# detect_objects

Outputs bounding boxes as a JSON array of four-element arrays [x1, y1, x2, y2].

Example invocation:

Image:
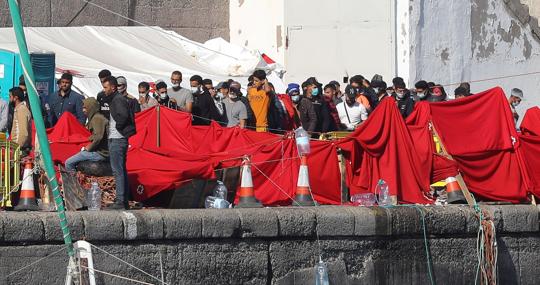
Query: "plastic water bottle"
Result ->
[[376, 179, 392, 206], [214, 181, 228, 200], [295, 127, 311, 156], [315, 260, 329, 285], [205, 196, 231, 209], [87, 182, 102, 211]]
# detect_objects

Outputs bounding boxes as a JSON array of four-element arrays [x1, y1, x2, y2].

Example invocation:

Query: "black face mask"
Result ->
[[346, 95, 356, 104]]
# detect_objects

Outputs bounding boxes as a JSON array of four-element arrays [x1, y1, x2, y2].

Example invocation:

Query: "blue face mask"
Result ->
[[311, 88, 319, 96]]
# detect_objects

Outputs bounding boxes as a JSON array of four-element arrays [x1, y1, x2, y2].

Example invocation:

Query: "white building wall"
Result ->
[[229, 0, 286, 66], [408, 0, 540, 116], [230, 0, 396, 88]]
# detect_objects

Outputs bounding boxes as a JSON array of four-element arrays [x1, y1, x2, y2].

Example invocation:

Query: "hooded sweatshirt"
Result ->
[[83, 98, 109, 157]]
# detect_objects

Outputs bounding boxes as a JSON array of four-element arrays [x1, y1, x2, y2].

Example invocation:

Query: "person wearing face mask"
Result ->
[[508, 88, 524, 124], [231, 81, 255, 127], [392, 80, 415, 119], [372, 80, 389, 104], [116, 76, 141, 114], [155, 81, 177, 109], [350, 75, 372, 111], [336, 85, 368, 131], [192, 79, 221, 125], [223, 87, 248, 128], [305, 77, 335, 135], [213, 82, 227, 125], [413, 80, 435, 102], [293, 83, 317, 133], [49, 73, 86, 126], [168, 71, 193, 113], [138, 82, 158, 111]]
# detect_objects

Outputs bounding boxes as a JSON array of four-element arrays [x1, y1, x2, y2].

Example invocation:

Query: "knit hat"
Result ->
[[287, 83, 300, 95], [511, 88, 523, 99]]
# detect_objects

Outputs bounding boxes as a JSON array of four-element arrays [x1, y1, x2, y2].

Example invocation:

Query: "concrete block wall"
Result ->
[[1, 205, 540, 284], [0, 0, 229, 43]]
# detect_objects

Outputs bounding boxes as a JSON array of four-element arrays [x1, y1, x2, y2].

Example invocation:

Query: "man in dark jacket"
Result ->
[[96, 69, 112, 119], [305, 78, 335, 135], [65, 98, 109, 172], [393, 80, 415, 118], [295, 87, 317, 133], [193, 79, 221, 125], [49, 73, 86, 126], [102, 76, 136, 210]]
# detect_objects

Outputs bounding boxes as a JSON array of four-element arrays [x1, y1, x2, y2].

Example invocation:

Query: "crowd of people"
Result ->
[[2, 68, 525, 209]]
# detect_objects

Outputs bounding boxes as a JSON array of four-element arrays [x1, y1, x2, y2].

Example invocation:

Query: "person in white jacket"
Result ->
[[336, 86, 368, 131]]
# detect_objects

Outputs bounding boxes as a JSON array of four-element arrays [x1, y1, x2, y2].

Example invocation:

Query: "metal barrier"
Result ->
[[0, 140, 21, 209]]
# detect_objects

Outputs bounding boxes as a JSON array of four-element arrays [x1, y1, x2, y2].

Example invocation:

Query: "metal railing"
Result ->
[[0, 140, 21, 209]]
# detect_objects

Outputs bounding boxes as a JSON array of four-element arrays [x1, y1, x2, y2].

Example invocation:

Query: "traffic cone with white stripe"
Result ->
[[293, 156, 315, 206], [445, 176, 467, 204], [235, 156, 262, 208], [15, 161, 39, 211]]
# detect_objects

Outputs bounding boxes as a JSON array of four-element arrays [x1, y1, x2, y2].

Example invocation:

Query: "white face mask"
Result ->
[[171, 82, 180, 88], [417, 91, 427, 99], [159, 93, 167, 99], [396, 91, 405, 99], [139, 92, 147, 97], [118, 86, 127, 93], [216, 92, 224, 99], [386, 91, 393, 96], [229, 94, 238, 100], [512, 101, 520, 108], [190, 86, 198, 93]]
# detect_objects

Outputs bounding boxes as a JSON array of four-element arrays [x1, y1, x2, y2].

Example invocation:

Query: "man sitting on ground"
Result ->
[[65, 98, 109, 172]]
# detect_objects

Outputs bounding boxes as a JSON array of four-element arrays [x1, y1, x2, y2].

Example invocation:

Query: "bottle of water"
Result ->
[[376, 179, 392, 207], [315, 260, 329, 285], [295, 127, 311, 156], [87, 182, 102, 211], [214, 181, 228, 200], [205, 196, 231, 209]]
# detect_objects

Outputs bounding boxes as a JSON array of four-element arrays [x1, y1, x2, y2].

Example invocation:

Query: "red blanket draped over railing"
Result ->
[[39, 87, 539, 205]]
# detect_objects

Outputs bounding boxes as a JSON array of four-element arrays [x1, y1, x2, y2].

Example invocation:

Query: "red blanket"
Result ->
[[339, 98, 434, 204], [429, 87, 528, 202]]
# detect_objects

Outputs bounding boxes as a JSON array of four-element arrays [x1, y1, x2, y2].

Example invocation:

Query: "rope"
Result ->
[[90, 244, 170, 285], [474, 208, 498, 285], [78, 265, 155, 285], [439, 70, 540, 88], [5, 246, 68, 278], [382, 205, 436, 285]]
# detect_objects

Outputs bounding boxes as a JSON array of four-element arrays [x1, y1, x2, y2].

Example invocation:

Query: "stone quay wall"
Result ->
[[0, 205, 539, 284]]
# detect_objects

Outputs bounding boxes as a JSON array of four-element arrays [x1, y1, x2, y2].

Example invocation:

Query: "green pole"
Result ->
[[7, 0, 74, 257]]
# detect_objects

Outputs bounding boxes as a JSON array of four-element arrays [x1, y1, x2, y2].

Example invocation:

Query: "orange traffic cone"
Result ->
[[293, 156, 315, 206], [235, 156, 262, 208], [445, 176, 467, 204], [15, 161, 39, 211]]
